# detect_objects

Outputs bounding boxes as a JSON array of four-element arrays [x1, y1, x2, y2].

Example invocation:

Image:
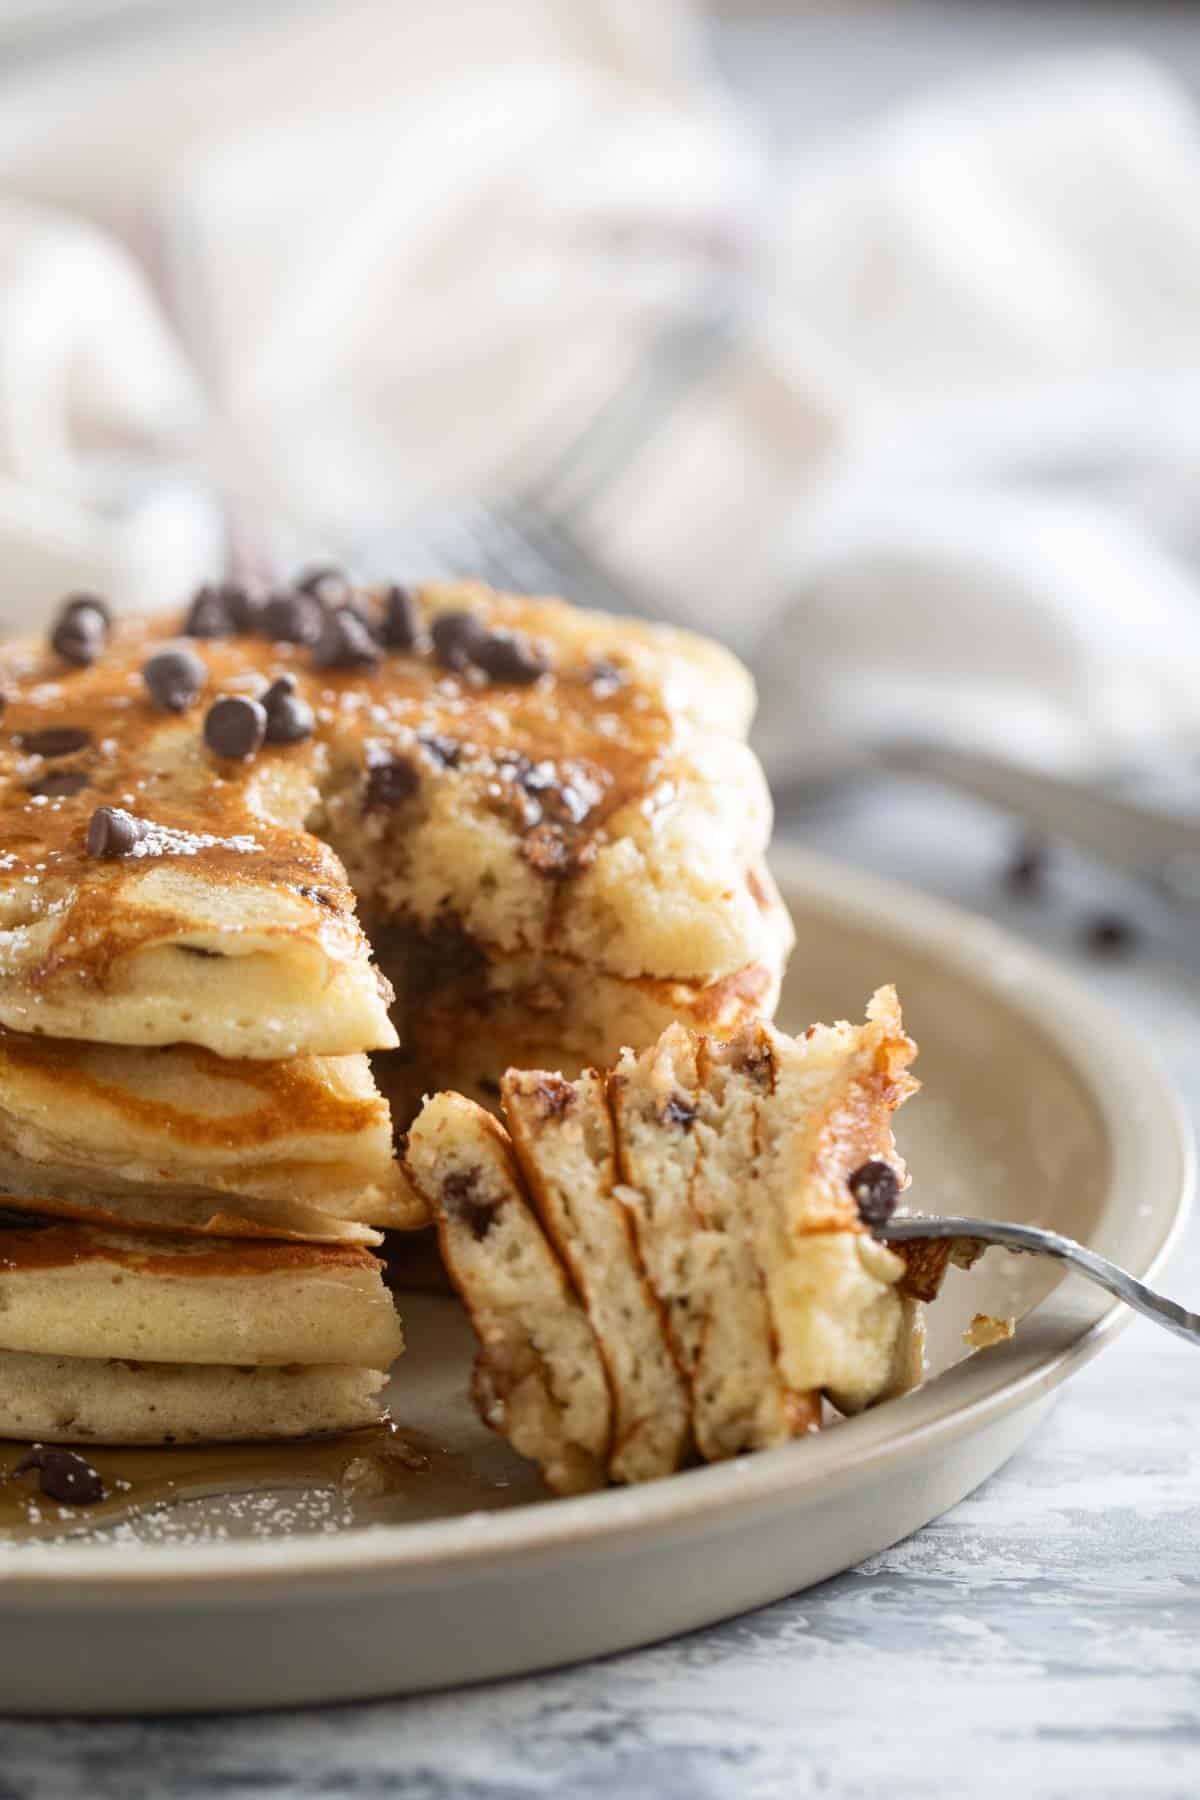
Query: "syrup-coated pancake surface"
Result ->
[[0, 582, 790, 1063]]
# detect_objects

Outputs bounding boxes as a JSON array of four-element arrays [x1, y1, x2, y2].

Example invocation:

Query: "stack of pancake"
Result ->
[[0, 577, 789, 1446]]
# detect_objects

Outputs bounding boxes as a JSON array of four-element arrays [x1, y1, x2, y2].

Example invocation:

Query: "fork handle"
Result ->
[[879, 1214, 1200, 1348], [884, 740, 1200, 900]]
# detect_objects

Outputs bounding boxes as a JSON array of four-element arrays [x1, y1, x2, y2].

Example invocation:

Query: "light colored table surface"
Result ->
[[5, 4, 1200, 1793]]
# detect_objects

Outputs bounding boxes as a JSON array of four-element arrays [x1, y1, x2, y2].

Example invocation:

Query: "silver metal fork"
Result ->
[[357, 288, 742, 619], [880, 1214, 1199, 1348]]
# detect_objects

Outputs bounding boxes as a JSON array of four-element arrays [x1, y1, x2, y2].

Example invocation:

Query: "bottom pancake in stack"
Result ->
[[0, 1034, 415, 1444], [0, 1224, 404, 1443]]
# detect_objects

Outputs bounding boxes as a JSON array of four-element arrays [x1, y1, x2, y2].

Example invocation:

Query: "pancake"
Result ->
[[0, 1351, 387, 1443], [502, 1067, 690, 1485], [0, 582, 789, 1066], [407, 990, 923, 1490], [406, 1091, 611, 1496], [0, 1033, 424, 1241], [0, 1223, 404, 1367]]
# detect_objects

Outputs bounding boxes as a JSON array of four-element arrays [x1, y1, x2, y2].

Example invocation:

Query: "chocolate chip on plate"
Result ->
[[313, 606, 379, 670], [1082, 911, 1140, 959], [26, 769, 89, 799], [430, 609, 488, 671], [381, 584, 420, 651], [262, 675, 315, 745], [365, 755, 420, 808], [1003, 835, 1048, 899], [86, 805, 147, 859], [18, 727, 92, 758], [50, 595, 109, 667], [204, 695, 267, 761], [13, 1445, 105, 1506], [848, 1160, 900, 1229], [143, 645, 206, 714], [472, 628, 548, 686]]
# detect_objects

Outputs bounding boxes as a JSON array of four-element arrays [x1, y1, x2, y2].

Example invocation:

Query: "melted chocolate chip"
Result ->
[[182, 584, 236, 639], [143, 645, 206, 714], [365, 755, 420, 809], [431, 609, 488, 671], [13, 1445, 105, 1506], [86, 805, 147, 859], [418, 732, 462, 769], [441, 1169, 499, 1242], [50, 596, 109, 668], [1082, 912, 1139, 959], [848, 1160, 900, 1229], [662, 1094, 696, 1131], [261, 675, 315, 746], [204, 695, 267, 761], [262, 589, 323, 646], [313, 606, 380, 670], [472, 628, 548, 686], [18, 727, 92, 758], [295, 564, 352, 606], [298, 883, 337, 910], [381, 585, 420, 651], [26, 769, 89, 799]]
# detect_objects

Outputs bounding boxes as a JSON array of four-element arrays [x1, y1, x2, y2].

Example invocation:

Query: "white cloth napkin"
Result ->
[[2, 4, 1200, 784]]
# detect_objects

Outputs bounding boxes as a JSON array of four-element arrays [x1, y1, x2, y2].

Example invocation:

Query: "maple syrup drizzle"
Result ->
[[0, 1422, 514, 1542]]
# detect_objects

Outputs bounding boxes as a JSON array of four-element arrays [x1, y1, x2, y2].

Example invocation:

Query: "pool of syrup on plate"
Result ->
[[0, 1422, 514, 1541]]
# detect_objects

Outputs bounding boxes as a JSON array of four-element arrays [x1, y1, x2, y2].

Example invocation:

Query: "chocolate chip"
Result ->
[[431, 609, 488, 671], [13, 1445, 105, 1506], [182, 584, 235, 639], [381, 584, 420, 651], [441, 1169, 498, 1242], [1004, 836, 1048, 899], [50, 596, 109, 667], [1082, 912, 1139, 959], [87, 805, 146, 859], [313, 606, 380, 670], [295, 564, 352, 606], [365, 755, 419, 808], [261, 675, 315, 745], [26, 769, 89, 799], [472, 628, 548, 686], [261, 589, 322, 646], [143, 645, 206, 714], [418, 732, 462, 769], [848, 1160, 900, 1229], [663, 1094, 696, 1131], [223, 582, 265, 633], [204, 695, 267, 761], [18, 727, 92, 758]]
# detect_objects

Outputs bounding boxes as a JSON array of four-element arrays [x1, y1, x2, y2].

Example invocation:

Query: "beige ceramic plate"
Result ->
[[0, 846, 1190, 1715]]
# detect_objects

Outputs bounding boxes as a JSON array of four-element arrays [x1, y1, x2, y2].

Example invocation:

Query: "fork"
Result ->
[[879, 1214, 1199, 1348]]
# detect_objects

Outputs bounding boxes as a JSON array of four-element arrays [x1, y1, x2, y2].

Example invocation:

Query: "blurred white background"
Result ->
[[4, 0, 1200, 808]]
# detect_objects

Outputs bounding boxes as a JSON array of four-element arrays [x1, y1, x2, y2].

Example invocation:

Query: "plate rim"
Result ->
[[0, 845, 1191, 1597]]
